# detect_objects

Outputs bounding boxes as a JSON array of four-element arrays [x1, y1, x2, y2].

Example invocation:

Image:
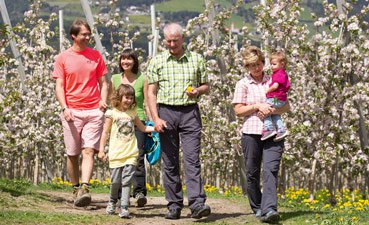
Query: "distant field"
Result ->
[[156, 0, 205, 12], [128, 15, 151, 25], [155, 0, 240, 12]]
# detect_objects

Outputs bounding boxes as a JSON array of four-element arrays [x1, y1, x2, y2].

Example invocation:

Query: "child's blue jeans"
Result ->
[[263, 98, 286, 132]]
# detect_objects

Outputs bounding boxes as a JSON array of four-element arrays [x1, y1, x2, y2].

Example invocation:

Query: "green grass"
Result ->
[[0, 210, 120, 225], [155, 0, 239, 13], [225, 14, 245, 29], [128, 15, 152, 25], [0, 178, 32, 197], [156, 0, 205, 12]]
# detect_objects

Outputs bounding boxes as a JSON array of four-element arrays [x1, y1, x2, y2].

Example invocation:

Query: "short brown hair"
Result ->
[[110, 84, 136, 109], [69, 19, 91, 40], [242, 46, 265, 67], [118, 49, 139, 74], [270, 51, 287, 66]]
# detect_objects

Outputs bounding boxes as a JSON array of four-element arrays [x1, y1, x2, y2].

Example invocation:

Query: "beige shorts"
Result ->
[[60, 108, 104, 156]]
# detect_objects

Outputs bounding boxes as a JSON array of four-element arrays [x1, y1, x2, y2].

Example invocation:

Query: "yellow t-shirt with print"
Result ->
[[105, 108, 139, 168]]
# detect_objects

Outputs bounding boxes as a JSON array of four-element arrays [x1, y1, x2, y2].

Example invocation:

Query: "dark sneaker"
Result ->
[[260, 210, 280, 224], [255, 209, 262, 218], [261, 130, 277, 141], [74, 184, 91, 207], [136, 193, 147, 207], [191, 204, 211, 219], [274, 130, 288, 142], [165, 208, 181, 220]]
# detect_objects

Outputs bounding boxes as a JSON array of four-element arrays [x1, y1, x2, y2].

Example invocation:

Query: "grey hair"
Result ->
[[163, 23, 183, 37]]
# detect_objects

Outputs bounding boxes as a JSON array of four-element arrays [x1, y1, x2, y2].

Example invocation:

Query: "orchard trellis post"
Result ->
[[0, 0, 26, 89], [80, 0, 106, 62], [148, 4, 159, 57], [149, 4, 155, 57], [59, 10, 64, 52]]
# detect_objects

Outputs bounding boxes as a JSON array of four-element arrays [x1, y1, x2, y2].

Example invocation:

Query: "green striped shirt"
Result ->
[[147, 50, 208, 106]]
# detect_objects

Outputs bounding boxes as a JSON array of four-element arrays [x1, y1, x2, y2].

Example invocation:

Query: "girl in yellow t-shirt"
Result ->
[[98, 84, 154, 218]]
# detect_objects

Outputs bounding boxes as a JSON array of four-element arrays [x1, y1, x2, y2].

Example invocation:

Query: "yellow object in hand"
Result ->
[[186, 86, 193, 92]]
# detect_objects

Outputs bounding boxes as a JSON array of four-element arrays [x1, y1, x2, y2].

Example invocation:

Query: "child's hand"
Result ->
[[98, 151, 107, 162], [147, 126, 155, 133]]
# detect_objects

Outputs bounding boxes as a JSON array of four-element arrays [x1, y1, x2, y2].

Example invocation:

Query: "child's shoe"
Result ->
[[261, 130, 277, 141], [106, 202, 116, 214], [274, 130, 288, 142], [119, 207, 131, 218]]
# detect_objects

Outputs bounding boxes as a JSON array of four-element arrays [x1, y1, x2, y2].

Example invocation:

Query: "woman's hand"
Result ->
[[256, 103, 275, 120]]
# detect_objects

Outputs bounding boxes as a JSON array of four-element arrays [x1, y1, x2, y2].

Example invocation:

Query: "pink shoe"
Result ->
[[274, 130, 288, 142], [261, 130, 277, 141]]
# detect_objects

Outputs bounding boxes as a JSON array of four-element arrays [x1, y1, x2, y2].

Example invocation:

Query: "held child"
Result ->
[[261, 51, 290, 141], [98, 84, 154, 218]]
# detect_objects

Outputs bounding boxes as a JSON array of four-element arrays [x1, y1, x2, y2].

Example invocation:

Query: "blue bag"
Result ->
[[143, 121, 161, 165]]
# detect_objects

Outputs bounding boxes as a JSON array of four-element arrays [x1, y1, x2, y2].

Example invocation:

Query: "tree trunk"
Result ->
[[278, 159, 286, 198], [34, 151, 39, 185], [308, 158, 317, 201]]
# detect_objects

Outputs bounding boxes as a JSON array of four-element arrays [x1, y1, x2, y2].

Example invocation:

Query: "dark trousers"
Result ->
[[133, 122, 147, 196], [158, 104, 206, 210], [241, 134, 284, 215]]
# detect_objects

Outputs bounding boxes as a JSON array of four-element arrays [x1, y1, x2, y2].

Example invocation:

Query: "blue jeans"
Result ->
[[263, 98, 286, 132]]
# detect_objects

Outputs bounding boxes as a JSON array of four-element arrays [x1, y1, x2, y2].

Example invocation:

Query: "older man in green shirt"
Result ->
[[147, 23, 210, 220]]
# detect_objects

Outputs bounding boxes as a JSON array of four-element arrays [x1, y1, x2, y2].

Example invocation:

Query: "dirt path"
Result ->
[[34, 190, 257, 225]]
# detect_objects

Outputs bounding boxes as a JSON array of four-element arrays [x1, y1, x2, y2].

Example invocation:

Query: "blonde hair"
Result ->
[[110, 84, 136, 109], [270, 51, 287, 66], [242, 46, 265, 67]]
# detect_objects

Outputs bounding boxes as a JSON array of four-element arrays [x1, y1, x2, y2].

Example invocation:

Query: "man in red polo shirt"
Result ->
[[53, 19, 108, 207]]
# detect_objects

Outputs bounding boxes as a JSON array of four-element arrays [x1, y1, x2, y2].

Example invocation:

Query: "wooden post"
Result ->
[[0, 0, 26, 89]]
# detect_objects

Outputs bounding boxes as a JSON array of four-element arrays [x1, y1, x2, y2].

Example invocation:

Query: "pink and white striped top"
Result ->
[[232, 73, 271, 135]]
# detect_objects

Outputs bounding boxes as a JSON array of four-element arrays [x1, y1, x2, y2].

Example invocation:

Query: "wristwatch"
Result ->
[[62, 106, 67, 112]]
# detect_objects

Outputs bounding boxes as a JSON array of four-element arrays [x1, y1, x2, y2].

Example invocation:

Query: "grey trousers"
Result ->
[[241, 134, 284, 216], [109, 164, 135, 207], [158, 104, 206, 211]]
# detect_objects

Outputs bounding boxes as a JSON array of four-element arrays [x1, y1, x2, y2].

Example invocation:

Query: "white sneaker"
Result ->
[[106, 202, 116, 215], [119, 207, 131, 218]]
